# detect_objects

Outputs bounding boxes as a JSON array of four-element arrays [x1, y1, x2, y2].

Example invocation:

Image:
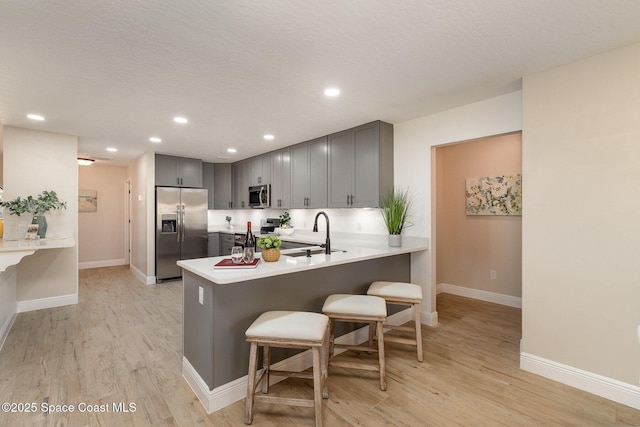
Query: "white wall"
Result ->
[[2, 126, 78, 304], [78, 164, 126, 268], [128, 152, 155, 284], [521, 43, 640, 402], [393, 91, 523, 316]]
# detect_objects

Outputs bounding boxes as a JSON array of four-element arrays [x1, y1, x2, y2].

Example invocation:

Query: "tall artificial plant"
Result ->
[[381, 188, 413, 235]]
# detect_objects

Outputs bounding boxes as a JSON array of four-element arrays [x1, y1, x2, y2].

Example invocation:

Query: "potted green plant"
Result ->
[[225, 216, 232, 229], [276, 211, 294, 236], [1, 190, 67, 238], [257, 234, 282, 262], [380, 188, 412, 247]]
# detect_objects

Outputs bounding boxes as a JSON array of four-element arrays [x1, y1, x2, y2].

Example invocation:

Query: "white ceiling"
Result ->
[[1, 0, 639, 166]]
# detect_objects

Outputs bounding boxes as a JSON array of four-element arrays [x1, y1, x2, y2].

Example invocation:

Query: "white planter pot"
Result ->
[[388, 234, 402, 247]]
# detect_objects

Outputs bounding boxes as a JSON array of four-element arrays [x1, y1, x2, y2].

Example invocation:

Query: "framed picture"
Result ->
[[465, 174, 522, 216], [79, 189, 97, 212], [26, 223, 39, 240]]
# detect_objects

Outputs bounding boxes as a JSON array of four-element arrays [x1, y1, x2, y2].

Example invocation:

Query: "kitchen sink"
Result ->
[[283, 248, 346, 257]]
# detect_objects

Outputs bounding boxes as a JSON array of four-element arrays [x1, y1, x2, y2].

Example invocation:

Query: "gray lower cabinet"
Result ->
[[208, 233, 220, 257], [291, 136, 327, 209], [155, 154, 203, 187], [270, 147, 291, 209], [328, 120, 393, 208], [220, 233, 235, 256]]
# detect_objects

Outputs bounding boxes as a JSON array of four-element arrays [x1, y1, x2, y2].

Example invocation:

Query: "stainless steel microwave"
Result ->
[[248, 184, 270, 208]]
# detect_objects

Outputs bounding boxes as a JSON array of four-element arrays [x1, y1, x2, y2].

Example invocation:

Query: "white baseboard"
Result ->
[[130, 264, 156, 285], [78, 259, 126, 270], [184, 308, 413, 413], [437, 282, 522, 308], [0, 311, 17, 351], [520, 352, 640, 410], [16, 293, 78, 313]]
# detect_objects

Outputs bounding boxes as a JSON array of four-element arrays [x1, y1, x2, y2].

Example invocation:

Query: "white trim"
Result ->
[[78, 259, 127, 270], [421, 309, 438, 327], [16, 293, 78, 313], [0, 311, 16, 351], [130, 264, 155, 285], [184, 308, 413, 413], [437, 282, 522, 308], [520, 352, 640, 410]]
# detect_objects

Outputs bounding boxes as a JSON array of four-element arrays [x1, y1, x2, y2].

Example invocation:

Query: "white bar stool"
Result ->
[[322, 294, 388, 391], [367, 281, 423, 362], [245, 311, 329, 426]]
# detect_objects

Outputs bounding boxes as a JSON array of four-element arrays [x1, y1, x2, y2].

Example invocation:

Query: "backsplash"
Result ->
[[208, 208, 388, 235]]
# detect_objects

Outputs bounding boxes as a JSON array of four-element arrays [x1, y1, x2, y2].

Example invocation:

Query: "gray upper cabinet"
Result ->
[[247, 154, 271, 186], [271, 147, 291, 209], [213, 163, 233, 209], [155, 154, 203, 187], [202, 162, 215, 209], [328, 121, 394, 208], [291, 136, 328, 209], [232, 160, 248, 209], [202, 162, 233, 209]]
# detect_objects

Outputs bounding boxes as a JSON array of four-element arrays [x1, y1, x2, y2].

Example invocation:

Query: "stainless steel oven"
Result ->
[[248, 184, 270, 208]]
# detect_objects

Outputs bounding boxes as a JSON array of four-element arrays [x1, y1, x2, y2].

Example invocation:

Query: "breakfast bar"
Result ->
[[177, 234, 428, 413]]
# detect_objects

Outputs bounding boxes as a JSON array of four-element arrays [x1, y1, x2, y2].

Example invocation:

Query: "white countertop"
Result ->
[[0, 236, 76, 253], [178, 233, 428, 285]]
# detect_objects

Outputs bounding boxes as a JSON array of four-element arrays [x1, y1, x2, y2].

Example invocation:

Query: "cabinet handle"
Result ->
[[347, 194, 350, 205]]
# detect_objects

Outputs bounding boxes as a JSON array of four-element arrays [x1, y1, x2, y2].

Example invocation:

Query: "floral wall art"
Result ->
[[465, 174, 522, 216]]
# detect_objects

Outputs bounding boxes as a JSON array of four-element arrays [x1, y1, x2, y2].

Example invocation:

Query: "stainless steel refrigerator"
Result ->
[[156, 187, 208, 282]]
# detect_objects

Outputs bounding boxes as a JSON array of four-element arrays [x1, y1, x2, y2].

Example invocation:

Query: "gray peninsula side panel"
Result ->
[[183, 253, 410, 390]]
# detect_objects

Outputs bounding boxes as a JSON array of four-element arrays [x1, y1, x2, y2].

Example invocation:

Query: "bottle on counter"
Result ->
[[244, 221, 256, 263], [244, 221, 255, 249]]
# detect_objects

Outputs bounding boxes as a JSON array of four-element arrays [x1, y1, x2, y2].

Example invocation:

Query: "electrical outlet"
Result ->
[[489, 270, 497, 280], [198, 286, 204, 305], [17, 224, 27, 234]]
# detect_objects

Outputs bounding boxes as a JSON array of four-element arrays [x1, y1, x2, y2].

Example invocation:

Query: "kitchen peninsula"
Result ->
[[177, 232, 428, 413]]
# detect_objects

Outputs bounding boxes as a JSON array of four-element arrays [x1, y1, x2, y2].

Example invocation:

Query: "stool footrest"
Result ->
[[330, 360, 379, 372], [384, 336, 417, 346], [268, 370, 314, 380], [254, 394, 314, 408], [334, 343, 378, 353], [385, 324, 414, 333]]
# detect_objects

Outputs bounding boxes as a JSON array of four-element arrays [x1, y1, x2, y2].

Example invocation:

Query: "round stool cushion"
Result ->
[[322, 294, 387, 317], [246, 311, 329, 342], [368, 281, 423, 301]]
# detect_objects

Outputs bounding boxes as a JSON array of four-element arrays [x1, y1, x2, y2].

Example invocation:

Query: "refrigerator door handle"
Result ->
[[181, 204, 186, 242], [176, 204, 181, 242]]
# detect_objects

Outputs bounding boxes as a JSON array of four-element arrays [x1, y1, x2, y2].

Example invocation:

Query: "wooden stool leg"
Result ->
[[321, 327, 329, 399], [368, 321, 375, 347], [328, 319, 336, 360], [261, 345, 271, 393], [414, 303, 423, 362], [376, 320, 387, 391], [312, 346, 323, 426], [245, 342, 259, 424]]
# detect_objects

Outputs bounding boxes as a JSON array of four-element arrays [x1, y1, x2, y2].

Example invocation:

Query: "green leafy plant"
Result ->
[[381, 188, 413, 235], [278, 211, 291, 227], [225, 216, 232, 223], [1, 190, 67, 217], [257, 235, 281, 249]]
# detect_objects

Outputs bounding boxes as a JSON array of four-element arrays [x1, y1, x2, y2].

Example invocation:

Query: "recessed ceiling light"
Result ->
[[106, 147, 118, 152], [27, 113, 45, 121], [174, 116, 188, 124], [263, 134, 274, 140], [324, 88, 340, 97], [149, 137, 162, 143], [227, 148, 237, 153]]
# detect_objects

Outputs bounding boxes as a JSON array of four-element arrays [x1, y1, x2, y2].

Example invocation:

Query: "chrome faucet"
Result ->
[[313, 211, 331, 254]]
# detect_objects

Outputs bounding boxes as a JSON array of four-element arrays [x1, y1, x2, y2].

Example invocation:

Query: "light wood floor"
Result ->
[[1, 266, 638, 426]]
